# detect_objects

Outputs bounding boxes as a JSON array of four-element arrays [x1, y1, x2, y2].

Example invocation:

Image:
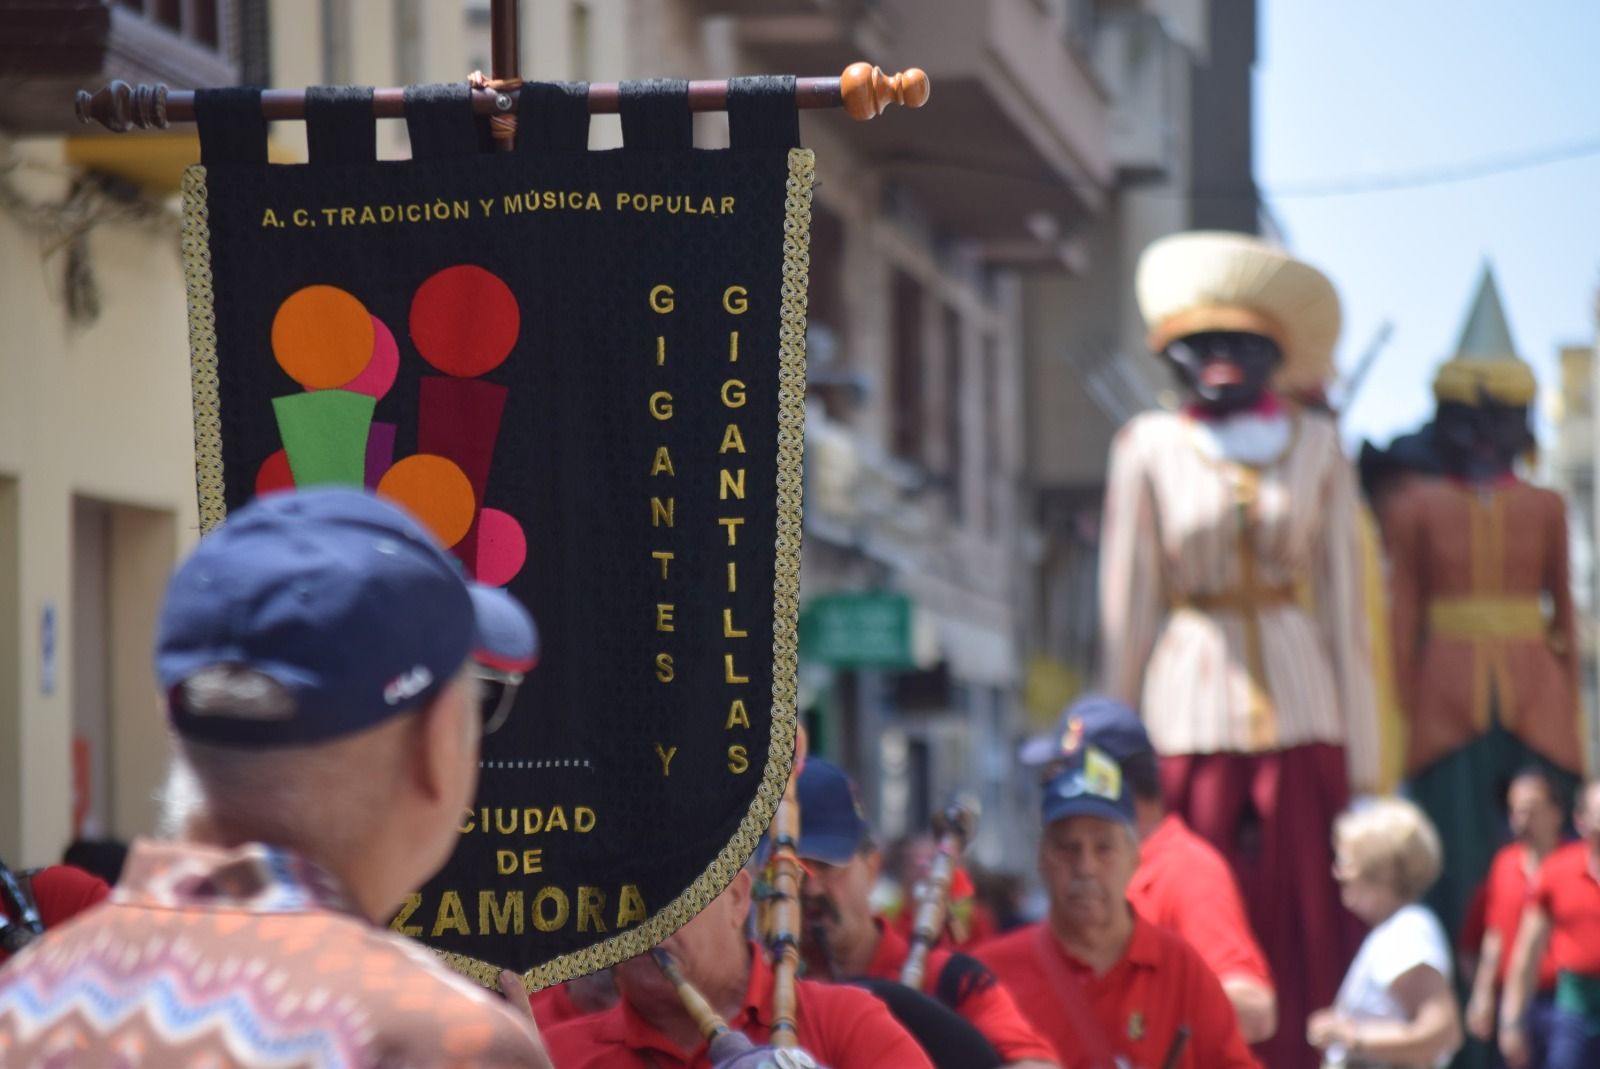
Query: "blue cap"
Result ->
[[1040, 742, 1136, 828], [1019, 694, 1152, 769], [793, 758, 872, 864], [155, 488, 538, 747]]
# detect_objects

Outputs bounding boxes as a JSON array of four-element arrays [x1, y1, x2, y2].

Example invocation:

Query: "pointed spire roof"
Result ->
[[1451, 263, 1521, 362], [1432, 263, 1537, 407]]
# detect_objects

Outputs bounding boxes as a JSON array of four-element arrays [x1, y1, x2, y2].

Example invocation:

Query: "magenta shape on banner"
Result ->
[[338, 315, 400, 399], [364, 421, 397, 489], [417, 376, 509, 573], [474, 508, 527, 587]]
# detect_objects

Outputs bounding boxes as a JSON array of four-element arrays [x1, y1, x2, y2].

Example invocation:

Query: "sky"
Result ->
[[1254, 1, 1600, 452]]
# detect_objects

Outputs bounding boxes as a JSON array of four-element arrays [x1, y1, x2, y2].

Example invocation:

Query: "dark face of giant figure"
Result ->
[[1162, 331, 1283, 415], [1434, 399, 1533, 480]]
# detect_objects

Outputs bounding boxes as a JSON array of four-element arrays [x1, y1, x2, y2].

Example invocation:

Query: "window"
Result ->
[[115, 0, 225, 52], [890, 270, 925, 463], [983, 335, 1001, 533], [570, 1, 592, 83], [943, 305, 964, 521]]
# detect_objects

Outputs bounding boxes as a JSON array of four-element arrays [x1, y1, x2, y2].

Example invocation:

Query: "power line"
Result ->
[[881, 134, 1600, 207], [1264, 136, 1600, 198]]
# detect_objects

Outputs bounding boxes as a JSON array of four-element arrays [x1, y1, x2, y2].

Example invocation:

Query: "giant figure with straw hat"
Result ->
[[1380, 267, 1585, 948], [1099, 231, 1378, 1069]]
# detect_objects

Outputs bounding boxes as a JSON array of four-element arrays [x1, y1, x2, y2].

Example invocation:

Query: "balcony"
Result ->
[[0, 1, 238, 134], [779, 0, 1113, 268]]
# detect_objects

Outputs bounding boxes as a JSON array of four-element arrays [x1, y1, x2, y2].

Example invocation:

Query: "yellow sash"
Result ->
[[1427, 597, 1546, 641]]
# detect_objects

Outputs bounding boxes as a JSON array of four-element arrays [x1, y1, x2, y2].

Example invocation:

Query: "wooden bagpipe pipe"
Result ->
[[746, 743, 1004, 1069]]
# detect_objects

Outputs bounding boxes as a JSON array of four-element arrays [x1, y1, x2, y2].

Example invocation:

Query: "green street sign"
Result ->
[[799, 592, 915, 669]]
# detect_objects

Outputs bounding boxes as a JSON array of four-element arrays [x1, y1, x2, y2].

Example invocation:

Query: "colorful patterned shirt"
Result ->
[[0, 838, 549, 1068]]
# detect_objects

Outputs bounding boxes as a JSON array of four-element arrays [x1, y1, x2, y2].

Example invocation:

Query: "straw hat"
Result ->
[[1135, 231, 1342, 390], [1432, 265, 1536, 407]]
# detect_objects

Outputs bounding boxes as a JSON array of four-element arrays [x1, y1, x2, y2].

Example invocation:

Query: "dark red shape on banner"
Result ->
[[417, 376, 509, 574]]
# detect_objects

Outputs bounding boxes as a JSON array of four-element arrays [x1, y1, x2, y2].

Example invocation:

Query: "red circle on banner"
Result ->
[[474, 508, 528, 587], [409, 265, 519, 377], [256, 449, 295, 496]]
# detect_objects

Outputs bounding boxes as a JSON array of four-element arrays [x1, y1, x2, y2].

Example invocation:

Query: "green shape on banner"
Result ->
[[272, 390, 376, 488], [799, 592, 914, 669]]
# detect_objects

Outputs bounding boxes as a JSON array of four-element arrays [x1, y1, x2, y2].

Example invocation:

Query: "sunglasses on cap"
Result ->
[[473, 663, 523, 735]]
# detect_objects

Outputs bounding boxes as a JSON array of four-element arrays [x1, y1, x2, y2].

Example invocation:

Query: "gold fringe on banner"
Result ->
[[181, 165, 227, 535]]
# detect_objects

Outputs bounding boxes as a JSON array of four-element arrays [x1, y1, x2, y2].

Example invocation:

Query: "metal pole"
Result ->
[[489, 0, 519, 152], [490, 0, 520, 85]]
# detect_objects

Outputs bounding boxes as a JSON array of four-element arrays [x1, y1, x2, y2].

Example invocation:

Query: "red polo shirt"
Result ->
[[542, 941, 935, 1069], [975, 915, 1261, 1069], [1483, 843, 1559, 989], [529, 983, 583, 1031], [0, 864, 109, 965], [863, 918, 1057, 1062], [1533, 842, 1600, 976], [1128, 814, 1272, 988]]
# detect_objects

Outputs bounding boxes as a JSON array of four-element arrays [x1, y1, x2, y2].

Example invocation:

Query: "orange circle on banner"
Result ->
[[272, 285, 375, 389], [377, 454, 476, 549]]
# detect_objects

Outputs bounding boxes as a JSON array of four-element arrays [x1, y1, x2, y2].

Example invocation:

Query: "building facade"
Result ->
[[0, 0, 468, 868]]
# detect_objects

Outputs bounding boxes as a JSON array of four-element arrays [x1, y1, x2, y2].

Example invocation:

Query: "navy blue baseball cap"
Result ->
[[793, 758, 872, 864], [1020, 694, 1152, 769], [1040, 742, 1136, 828], [155, 488, 538, 747]]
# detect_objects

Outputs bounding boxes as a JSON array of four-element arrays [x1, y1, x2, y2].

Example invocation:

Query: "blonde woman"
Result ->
[[1308, 798, 1463, 1068]]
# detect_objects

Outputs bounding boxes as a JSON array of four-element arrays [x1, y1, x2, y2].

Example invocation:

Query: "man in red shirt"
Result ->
[[792, 757, 1059, 1067], [542, 869, 936, 1068], [1021, 697, 1276, 1046], [1501, 779, 1600, 1069], [979, 718, 1261, 1069], [1464, 768, 1567, 1063]]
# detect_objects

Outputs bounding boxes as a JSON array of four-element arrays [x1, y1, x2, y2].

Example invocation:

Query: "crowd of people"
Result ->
[[0, 489, 1593, 1069]]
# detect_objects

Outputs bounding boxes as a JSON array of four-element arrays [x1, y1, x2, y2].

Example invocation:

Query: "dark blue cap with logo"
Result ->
[[1020, 693, 1153, 769], [155, 488, 538, 747], [1036, 695, 1145, 827], [793, 757, 872, 864]]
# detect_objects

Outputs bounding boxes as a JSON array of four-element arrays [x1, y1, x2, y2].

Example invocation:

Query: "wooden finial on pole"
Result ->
[[839, 62, 930, 121]]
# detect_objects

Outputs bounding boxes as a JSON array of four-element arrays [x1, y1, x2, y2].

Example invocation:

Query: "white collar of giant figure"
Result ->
[[1186, 406, 1295, 468]]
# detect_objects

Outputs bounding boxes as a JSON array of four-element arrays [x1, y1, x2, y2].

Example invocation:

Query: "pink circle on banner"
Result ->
[[338, 316, 399, 398], [474, 508, 527, 587]]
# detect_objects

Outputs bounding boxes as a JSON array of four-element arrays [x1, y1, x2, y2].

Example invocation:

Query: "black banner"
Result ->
[[181, 81, 808, 985]]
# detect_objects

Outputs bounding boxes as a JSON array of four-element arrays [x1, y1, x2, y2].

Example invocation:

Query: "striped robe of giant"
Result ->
[[1098, 406, 1380, 791]]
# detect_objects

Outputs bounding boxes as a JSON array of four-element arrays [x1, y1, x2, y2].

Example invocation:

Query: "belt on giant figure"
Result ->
[[1426, 596, 1546, 640], [1426, 595, 1547, 734], [1175, 585, 1299, 613]]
